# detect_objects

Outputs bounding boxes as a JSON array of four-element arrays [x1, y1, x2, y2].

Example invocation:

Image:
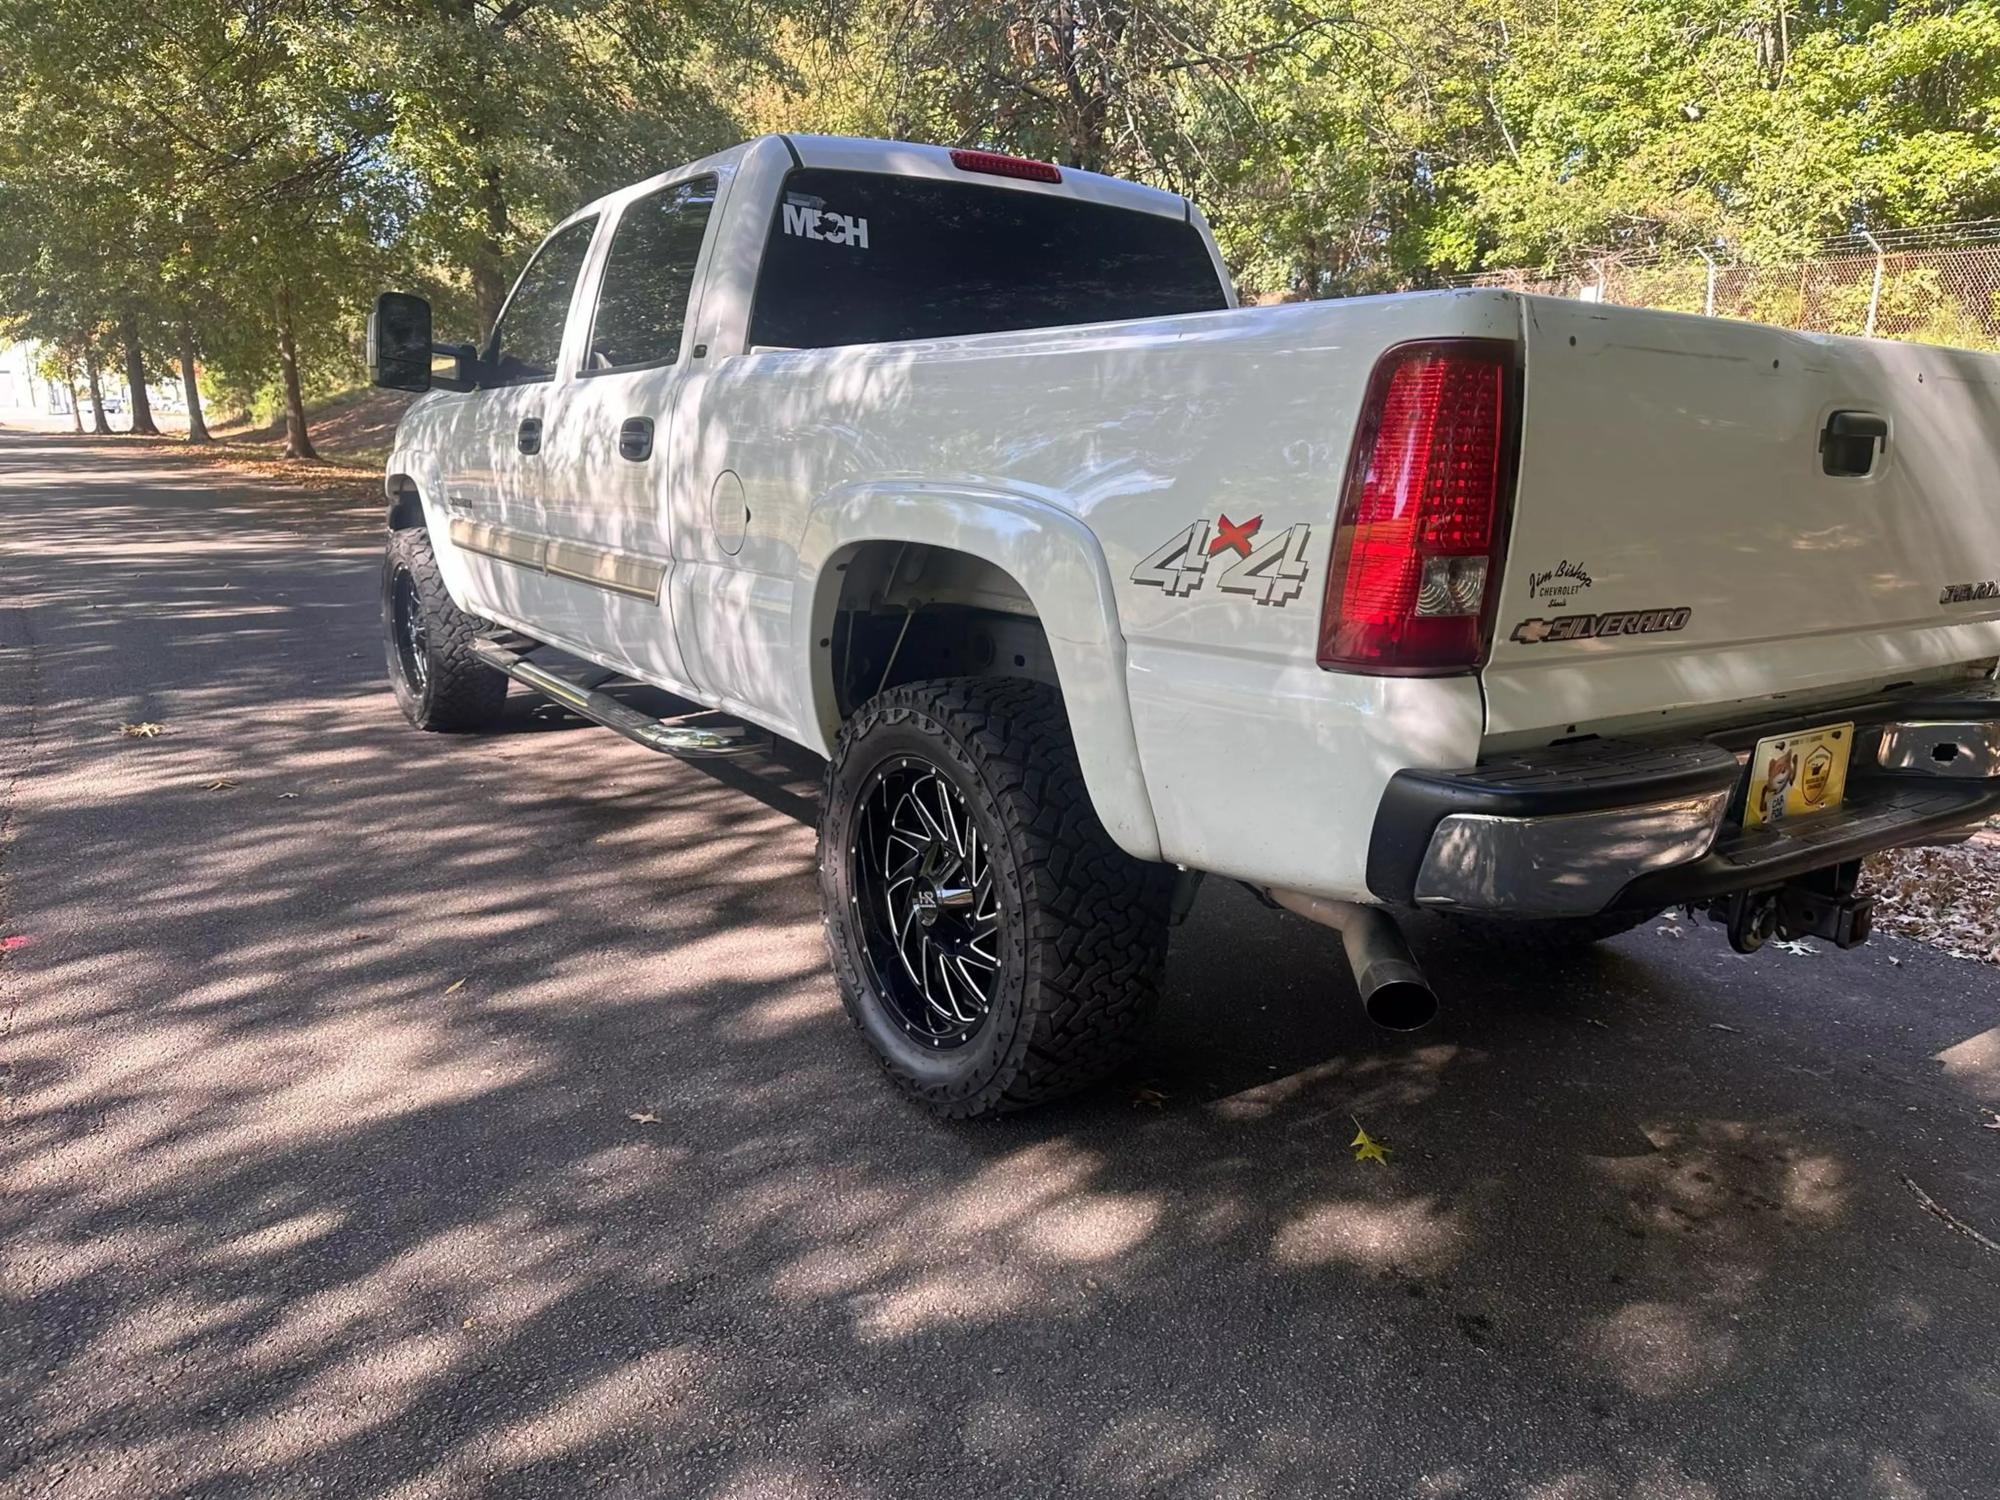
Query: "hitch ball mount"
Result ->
[[1708, 861, 1874, 955]]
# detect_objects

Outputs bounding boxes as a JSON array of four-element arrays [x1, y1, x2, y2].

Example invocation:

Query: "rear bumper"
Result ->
[[1368, 685, 2000, 917]]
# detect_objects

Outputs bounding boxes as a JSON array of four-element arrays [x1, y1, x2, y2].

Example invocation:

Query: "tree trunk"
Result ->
[[83, 347, 111, 434], [118, 311, 159, 434], [64, 365, 83, 433], [178, 323, 211, 443], [472, 165, 510, 335], [274, 283, 317, 460]]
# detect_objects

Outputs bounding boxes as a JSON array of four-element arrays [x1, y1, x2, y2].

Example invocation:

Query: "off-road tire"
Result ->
[[383, 527, 508, 732], [820, 678, 1174, 1118], [1435, 907, 1661, 951]]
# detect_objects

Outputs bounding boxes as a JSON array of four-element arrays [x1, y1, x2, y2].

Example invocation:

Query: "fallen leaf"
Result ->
[[1709, 1022, 1744, 1035], [1655, 925, 1684, 939], [1772, 939, 1815, 956], [120, 722, 165, 739], [627, 1110, 661, 1126], [1981, 1109, 2000, 1132], [443, 978, 467, 995], [203, 778, 236, 791], [1130, 1085, 1170, 1109], [277, 792, 300, 800], [461, 1317, 477, 1330], [1582, 1017, 1609, 1029], [1350, 1122, 1391, 1166]]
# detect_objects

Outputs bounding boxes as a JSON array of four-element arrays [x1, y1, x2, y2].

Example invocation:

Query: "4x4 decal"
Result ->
[[1132, 514, 1313, 606]]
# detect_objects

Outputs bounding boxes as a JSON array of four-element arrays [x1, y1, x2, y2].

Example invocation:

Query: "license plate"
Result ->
[[1743, 722, 1853, 829]]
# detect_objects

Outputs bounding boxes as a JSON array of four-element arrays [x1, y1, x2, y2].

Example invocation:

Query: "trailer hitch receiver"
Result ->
[[1710, 861, 1873, 955]]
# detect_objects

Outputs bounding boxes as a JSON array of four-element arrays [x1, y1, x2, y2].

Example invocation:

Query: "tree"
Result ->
[[118, 310, 160, 434], [365, 0, 755, 335], [178, 323, 210, 443]]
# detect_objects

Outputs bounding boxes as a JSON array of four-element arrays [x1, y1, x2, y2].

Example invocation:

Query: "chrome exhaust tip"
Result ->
[[1262, 889, 1440, 1032]]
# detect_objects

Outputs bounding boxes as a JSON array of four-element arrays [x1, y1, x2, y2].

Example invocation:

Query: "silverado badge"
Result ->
[[1509, 607, 1692, 645], [1940, 580, 2000, 605]]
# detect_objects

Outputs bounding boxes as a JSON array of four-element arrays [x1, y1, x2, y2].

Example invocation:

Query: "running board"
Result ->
[[472, 636, 769, 759]]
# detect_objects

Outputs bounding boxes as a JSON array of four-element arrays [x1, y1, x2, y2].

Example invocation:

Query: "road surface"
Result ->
[[3, 430, 1998, 1499]]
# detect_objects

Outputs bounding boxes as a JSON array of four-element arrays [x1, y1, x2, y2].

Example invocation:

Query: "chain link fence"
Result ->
[[1450, 221, 2000, 351]]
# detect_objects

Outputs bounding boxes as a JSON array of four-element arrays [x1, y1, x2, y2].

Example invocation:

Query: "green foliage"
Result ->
[[7, 0, 2000, 451], [0, 0, 767, 444], [743, 0, 2000, 297]]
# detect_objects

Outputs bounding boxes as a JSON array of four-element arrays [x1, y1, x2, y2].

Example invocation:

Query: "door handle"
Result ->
[[1820, 410, 1886, 476], [517, 417, 542, 456], [618, 416, 654, 463]]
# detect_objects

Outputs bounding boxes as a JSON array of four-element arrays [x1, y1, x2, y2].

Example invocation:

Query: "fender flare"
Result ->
[[794, 481, 1163, 862], [383, 449, 479, 611]]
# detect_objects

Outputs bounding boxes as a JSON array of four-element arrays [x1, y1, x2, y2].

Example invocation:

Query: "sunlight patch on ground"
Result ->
[[1269, 1194, 1462, 1274], [1577, 1300, 1738, 1399], [1016, 1192, 1162, 1263], [1936, 1024, 2000, 1101]]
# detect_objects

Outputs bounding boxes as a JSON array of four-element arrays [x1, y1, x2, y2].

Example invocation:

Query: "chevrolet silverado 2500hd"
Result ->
[[366, 133, 2000, 1117]]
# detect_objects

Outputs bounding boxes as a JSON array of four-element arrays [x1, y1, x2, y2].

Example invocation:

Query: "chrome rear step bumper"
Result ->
[[473, 636, 770, 760], [1368, 681, 2000, 917]]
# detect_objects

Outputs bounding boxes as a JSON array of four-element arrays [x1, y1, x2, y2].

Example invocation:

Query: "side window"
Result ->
[[486, 216, 597, 387], [585, 176, 718, 372]]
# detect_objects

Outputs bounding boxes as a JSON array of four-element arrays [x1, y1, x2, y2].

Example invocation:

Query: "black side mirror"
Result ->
[[368, 291, 434, 392]]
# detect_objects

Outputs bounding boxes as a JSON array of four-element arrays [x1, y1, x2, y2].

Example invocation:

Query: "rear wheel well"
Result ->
[[823, 543, 1057, 722], [387, 475, 423, 531]]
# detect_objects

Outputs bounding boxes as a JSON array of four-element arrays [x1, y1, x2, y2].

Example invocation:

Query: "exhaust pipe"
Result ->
[[1263, 889, 1439, 1031]]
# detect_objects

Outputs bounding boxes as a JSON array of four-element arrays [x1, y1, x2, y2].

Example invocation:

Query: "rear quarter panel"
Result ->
[[690, 289, 1519, 894]]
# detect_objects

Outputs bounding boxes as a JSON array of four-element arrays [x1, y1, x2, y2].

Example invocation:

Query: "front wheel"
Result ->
[[382, 527, 508, 732], [819, 679, 1173, 1118]]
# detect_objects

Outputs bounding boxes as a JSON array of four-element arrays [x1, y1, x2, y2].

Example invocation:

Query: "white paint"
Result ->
[[384, 133, 2000, 903]]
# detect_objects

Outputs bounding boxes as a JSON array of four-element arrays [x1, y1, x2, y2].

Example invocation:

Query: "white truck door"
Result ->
[[532, 174, 723, 695], [441, 215, 597, 636]]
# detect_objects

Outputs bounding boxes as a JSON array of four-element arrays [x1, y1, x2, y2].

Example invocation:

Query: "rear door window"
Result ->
[[485, 216, 597, 386], [747, 169, 1227, 351], [585, 176, 718, 372]]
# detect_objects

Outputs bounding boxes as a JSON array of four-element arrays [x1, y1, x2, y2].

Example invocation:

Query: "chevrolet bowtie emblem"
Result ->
[[1511, 617, 1555, 644]]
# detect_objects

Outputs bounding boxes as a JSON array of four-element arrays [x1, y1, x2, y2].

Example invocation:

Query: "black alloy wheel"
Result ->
[[849, 756, 1003, 1048]]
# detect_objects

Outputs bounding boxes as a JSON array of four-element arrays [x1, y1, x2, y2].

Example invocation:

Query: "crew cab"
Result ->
[[367, 133, 2000, 1117]]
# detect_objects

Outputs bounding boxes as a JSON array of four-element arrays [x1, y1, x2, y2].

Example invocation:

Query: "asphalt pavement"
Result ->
[[2, 429, 1998, 1500]]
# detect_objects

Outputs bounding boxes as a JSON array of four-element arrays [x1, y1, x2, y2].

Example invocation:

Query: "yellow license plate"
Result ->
[[1743, 722, 1853, 829]]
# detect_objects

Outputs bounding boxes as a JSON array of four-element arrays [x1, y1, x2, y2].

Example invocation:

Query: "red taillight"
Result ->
[[949, 148, 1062, 184], [1317, 339, 1516, 674]]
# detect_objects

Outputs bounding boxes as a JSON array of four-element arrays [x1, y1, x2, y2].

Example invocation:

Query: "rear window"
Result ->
[[747, 168, 1227, 351]]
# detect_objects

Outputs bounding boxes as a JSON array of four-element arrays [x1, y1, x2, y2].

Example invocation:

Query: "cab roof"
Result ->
[[558, 134, 1191, 232]]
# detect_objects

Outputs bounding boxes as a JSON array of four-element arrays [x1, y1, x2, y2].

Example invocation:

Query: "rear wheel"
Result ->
[[820, 678, 1173, 1118], [383, 527, 508, 732]]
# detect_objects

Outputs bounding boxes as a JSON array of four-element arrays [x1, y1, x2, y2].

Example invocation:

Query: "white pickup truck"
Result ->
[[368, 133, 2000, 1117]]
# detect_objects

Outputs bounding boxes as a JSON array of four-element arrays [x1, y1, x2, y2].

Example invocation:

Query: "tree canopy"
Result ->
[[5, 0, 1999, 451]]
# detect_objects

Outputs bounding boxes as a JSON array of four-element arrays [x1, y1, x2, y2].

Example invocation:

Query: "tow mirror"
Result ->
[[368, 292, 481, 392], [367, 291, 434, 392]]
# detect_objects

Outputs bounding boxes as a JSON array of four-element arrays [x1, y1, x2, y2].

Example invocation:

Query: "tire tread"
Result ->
[[822, 678, 1172, 1117], [385, 528, 507, 732]]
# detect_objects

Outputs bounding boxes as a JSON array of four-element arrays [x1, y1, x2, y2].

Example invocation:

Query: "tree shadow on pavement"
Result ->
[[3, 433, 1999, 1500]]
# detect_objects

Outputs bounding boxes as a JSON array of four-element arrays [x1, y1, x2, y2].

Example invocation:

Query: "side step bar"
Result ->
[[472, 636, 770, 760]]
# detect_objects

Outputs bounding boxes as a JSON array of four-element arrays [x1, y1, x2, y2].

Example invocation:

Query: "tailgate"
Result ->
[[1484, 298, 2000, 742]]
